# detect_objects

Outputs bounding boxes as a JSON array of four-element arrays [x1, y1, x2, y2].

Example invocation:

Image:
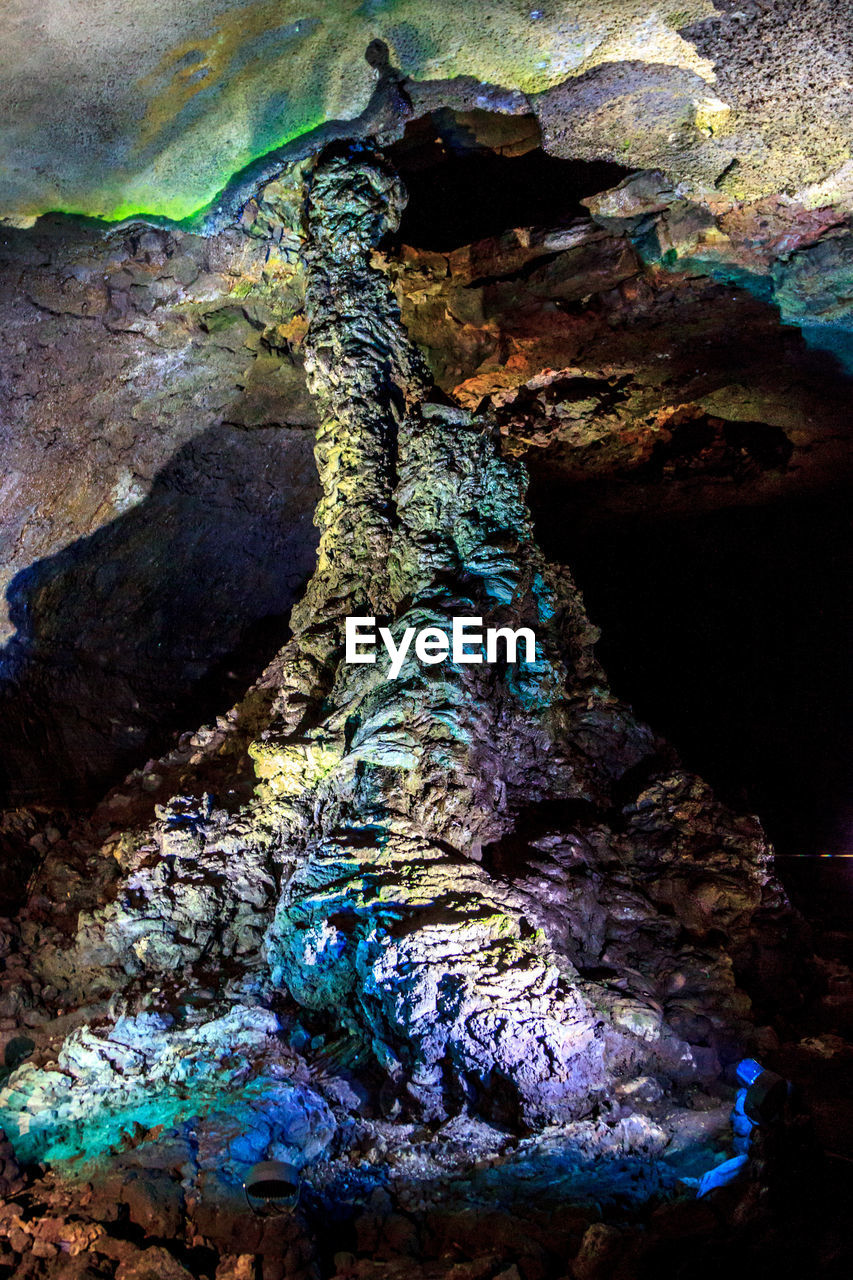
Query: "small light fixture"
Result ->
[[744, 1070, 790, 1124], [736, 1058, 791, 1125], [243, 1161, 301, 1215]]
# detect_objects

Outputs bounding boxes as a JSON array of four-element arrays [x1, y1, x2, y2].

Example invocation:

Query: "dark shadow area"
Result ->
[[295, 1117, 853, 1280], [531, 486, 853, 924], [387, 110, 632, 251], [0, 422, 320, 808]]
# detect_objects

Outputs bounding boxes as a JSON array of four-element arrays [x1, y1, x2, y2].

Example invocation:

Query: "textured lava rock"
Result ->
[[249, 146, 782, 1126], [0, 194, 320, 806], [0, 149, 785, 1167], [0, 139, 847, 1280]]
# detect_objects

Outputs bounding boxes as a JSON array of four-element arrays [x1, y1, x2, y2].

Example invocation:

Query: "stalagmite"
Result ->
[[252, 145, 781, 1123], [0, 142, 791, 1230]]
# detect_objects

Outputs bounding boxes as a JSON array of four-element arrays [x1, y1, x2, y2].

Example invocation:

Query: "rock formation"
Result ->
[[0, 144, 818, 1280], [256, 145, 783, 1124], [0, 10, 852, 1273]]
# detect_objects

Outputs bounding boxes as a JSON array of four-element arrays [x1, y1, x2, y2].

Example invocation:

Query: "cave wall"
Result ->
[[0, 194, 320, 801]]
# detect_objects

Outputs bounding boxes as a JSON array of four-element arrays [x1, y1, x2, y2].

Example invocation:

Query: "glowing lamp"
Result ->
[[735, 1058, 790, 1124], [743, 1069, 790, 1124], [734, 1058, 764, 1088]]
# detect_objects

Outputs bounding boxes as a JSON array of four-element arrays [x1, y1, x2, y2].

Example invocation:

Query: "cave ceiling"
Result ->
[[1, 0, 853, 226]]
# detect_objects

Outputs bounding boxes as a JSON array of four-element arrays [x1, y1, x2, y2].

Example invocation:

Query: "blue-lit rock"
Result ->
[[0, 1004, 334, 1173]]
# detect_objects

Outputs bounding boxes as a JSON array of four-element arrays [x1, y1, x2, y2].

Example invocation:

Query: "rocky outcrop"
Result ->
[[253, 146, 786, 1127]]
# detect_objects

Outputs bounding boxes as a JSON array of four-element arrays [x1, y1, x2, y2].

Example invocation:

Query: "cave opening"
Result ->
[[534, 489, 853, 926], [386, 110, 633, 251]]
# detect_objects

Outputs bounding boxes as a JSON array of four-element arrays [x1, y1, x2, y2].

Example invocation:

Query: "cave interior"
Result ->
[[0, 6, 852, 1280]]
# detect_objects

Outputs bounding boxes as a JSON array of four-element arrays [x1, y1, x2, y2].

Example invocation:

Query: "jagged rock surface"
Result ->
[[0, 146, 839, 1280], [2, 146, 787, 1136], [251, 148, 785, 1126]]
